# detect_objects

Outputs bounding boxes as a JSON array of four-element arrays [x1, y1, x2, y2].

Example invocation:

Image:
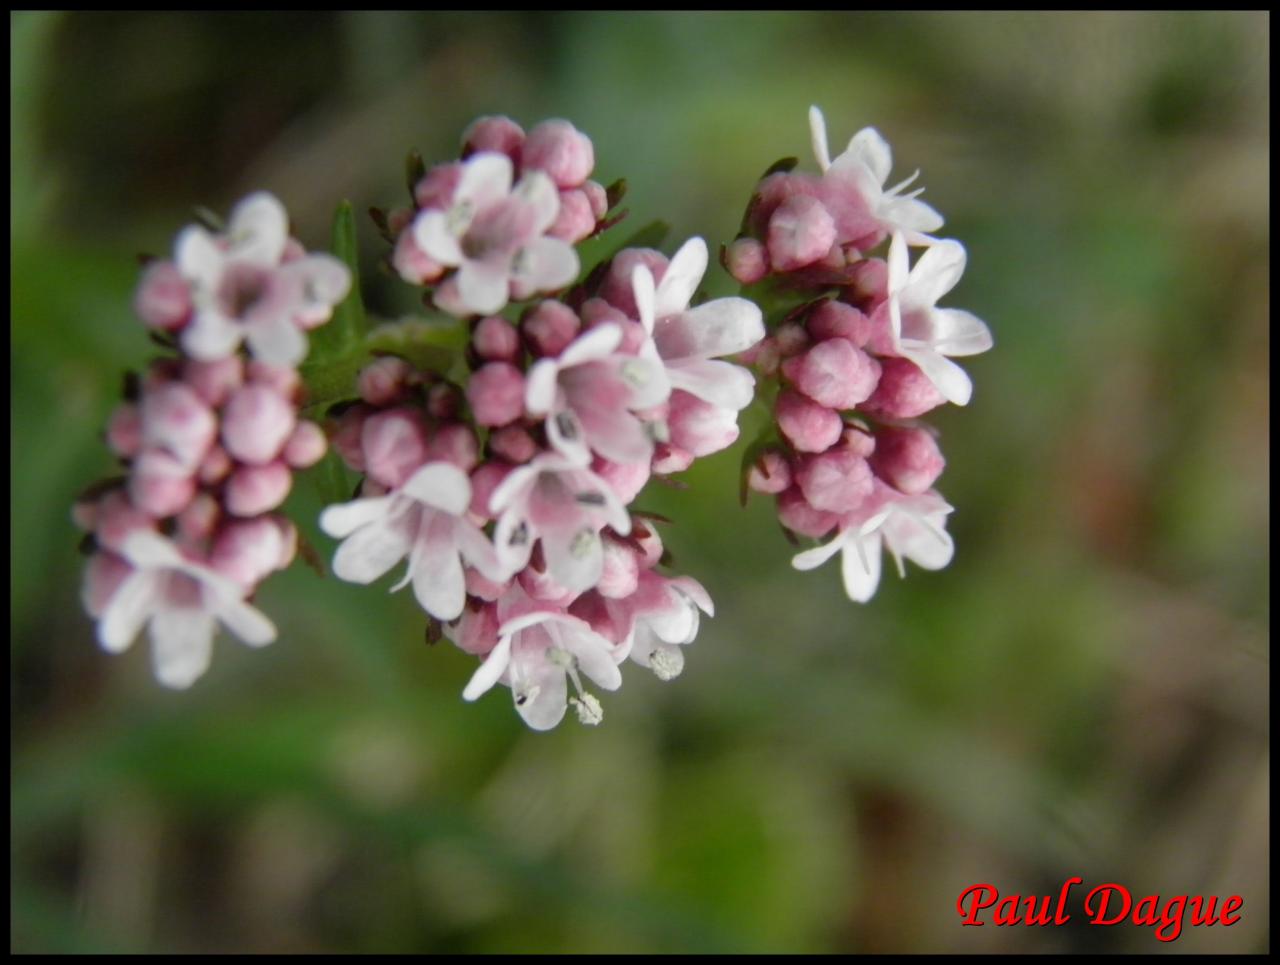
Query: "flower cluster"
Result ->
[[75, 193, 348, 687], [733, 107, 993, 602]]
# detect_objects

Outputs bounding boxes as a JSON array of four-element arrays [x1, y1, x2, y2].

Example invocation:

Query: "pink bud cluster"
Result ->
[[389, 116, 613, 318], [734, 108, 994, 603], [75, 194, 346, 688]]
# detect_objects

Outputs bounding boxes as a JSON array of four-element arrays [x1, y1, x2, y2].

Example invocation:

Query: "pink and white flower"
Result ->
[[525, 323, 670, 466], [320, 461, 505, 622], [488, 452, 631, 594], [175, 192, 351, 366], [90, 530, 276, 689], [791, 485, 955, 603], [609, 571, 714, 681], [413, 153, 579, 316], [881, 231, 994, 406], [459, 587, 622, 730]]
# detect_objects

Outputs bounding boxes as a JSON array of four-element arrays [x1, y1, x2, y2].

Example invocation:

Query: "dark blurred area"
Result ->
[[10, 11, 1269, 953]]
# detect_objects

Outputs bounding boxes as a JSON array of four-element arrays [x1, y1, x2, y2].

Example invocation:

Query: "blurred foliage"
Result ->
[[10, 11, 1269, 953]]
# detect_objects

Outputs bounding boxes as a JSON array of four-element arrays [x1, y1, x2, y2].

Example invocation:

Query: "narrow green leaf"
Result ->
[[307, 200, 366, 363]]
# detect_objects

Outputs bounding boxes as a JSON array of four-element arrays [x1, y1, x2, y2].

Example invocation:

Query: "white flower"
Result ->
[[885, 231, 994, 406], [610, 571, 714, 681], [461, 590, 622, 730], [631, 237, 764, 413], [94, 530, 276, 689], [791, 486, 955, 603], [175, 192, 351, 366], [525, 323, 670, 467], [320, 461, 505, 621], [808, 105, 944, 245], [414, 152, 579, 316]]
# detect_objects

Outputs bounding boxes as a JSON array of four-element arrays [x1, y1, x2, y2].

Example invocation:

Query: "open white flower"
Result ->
[[461, 589, 622, 730], [175, 192, 351, 366], [414, 152, 579, 316], [525, 323, 670, 467], [609, 571, 714, 681], [792, 486, 955, 603], [631, 237, 764, 413], [320, 461, 505, 621], [808, 105, 944, 245], [885, 231, 994, 406], [94, 530, 276, 689]]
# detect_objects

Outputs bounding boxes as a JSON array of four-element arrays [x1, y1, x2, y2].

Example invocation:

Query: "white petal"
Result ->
[[120, 530, 185, 569], [246, 315, 308, 367], [791, 534, 846, 572], [808, 105, 831, 172], [667, 359, 755, 411], [835, 127, 893, 186], [492, 508, 535, 575], [887, 231, 911, 295], [904, 239, 967, 310], [886, 512, 955, 572], [413, 210, 464, 266], [654, 297, 764, 363], [455, 152, 514, 211], [410, 521, 467, 621], [560, 323, 622, 368], [97, 571, 156, 653], [615, 354, 672, 410], [903, 347, 973, 406], [546, 405, 593, 467], [556, 623, 623, 691], [319, 496, 394, 539], [227, 192, 288, 265], [400, 462, 471, 516], [331, 517, 413, 584], [488, 463, 539, 515], [632, 265, 657, 333], [149, 607, 216, 689], [840, 534, 883, 603], [670, 576, 714, 617], [282, 254, 351, 319], [513, 655, 568, 730], [181, 312, 243, 361], [214, 595, 277, 648], [655, 237, 708, 318], [513, 236, 579, 292], [931, 308, 993, 357], [542, 523, 603, 594], [462, 632, 512, 701], [456, 258, 511, 315], [514, 170, 561, 235], [524, 359, 560, 414], [456, 519, 508, 582], [883, 195, 945, 236], [174, 226, 224, 288]]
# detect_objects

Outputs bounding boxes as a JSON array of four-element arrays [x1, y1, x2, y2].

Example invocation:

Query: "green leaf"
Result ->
[[365, 318, 470, 381], [308, 448, 352, 513], [308, 200, 366, 362]]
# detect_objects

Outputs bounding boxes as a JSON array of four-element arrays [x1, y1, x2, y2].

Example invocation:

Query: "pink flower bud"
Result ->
[[198, 445, 233, 485], [838, 424, 877, 458], [209, 517, 285, 589], [224, 461, 292, 517], [271, 516, 299, 570], [82, 551, 133, 618], [806, 300, 872, 347], [465, 567, 508, 602], [521, 119, 594, 188], [461, 116, 525, 164], [668, 390, 740, 457], [392, 227, 445, 284], [129, 449, 197, 518], [776, 486, 841, 539], [848, 258, 889, 310], [221, 385, 296, 466], [140, 382, 217, 470], [94, 490, 156, 553], [489, 425, 537, 464], [795, 449, 873, 514], [724, 237, 769, 285], [579, 297, 629, 330], [357, 356, 415, 406], [331, 405, 369, 472], [592, 455, 650, 505], [601, 248, 668, 317], [362, 407, 431, 488], [426, 382, 463, 421], [768, 195, 837, 272], [870, 426, 946, 494], [747, 171, 825, 237], [631, 520, 664, 568], [519, 560, 576, 606], [864, 302, 898, 356], [862, 357, 946, 419], [775, 389, 842, 453], [522, 300, 581, 357], [548, 188, 597, 243], [468, 460, 513, 522], [177, 493, 221, 543], [781, 338, 881, 410], [739, 337, 781, 376], [282, 421, 327, 469], [567, 590, 620, 642], [453, 601, 500, 655], [774, 321, 811, 357], [143, 358, 182, 391], [246, 361, 301, 401], [106, 403, 142, 459], [467, 362, 526, 427], [471, 315, 521, 364], [582, 179, 609, 219], [747, 448, 792, 495], [183, 357, 244, 407], [134, 260, 191, 330], [386, 207, 414, 235], [597, 539, 640, 599], [652, 443, 694, 475], [426, 422, 479, 472]]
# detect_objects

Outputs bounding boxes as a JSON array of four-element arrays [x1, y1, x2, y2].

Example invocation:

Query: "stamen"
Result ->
[[570, 693, 603, 726], [575, 491, 606, 506], [649, 645, 685, 682], [886, 169, 921, 197], [446, 200, 475, 235], [555, 412, 578, 440], [570, 528, 598, 559], [509, 521, 529, 546], [620, 360, 649, 387], [645, 419, 670, 444]]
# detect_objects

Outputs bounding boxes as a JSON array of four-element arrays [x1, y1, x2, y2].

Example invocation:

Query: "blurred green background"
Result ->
[[10, 11, 1269, 953]]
